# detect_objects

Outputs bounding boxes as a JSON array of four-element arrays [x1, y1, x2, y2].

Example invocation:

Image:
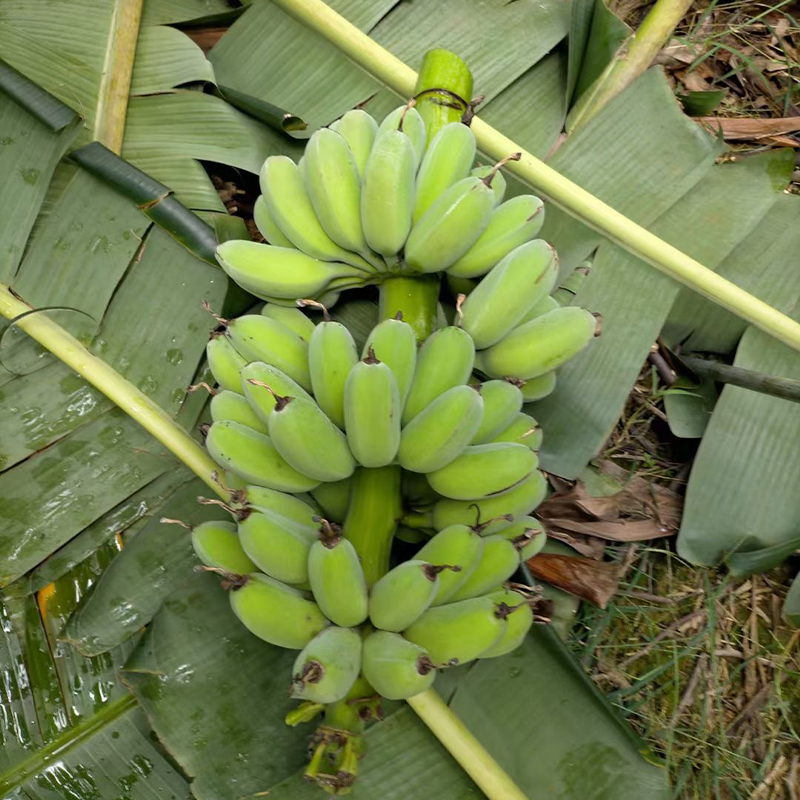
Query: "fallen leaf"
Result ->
[[526, 553, 622, 608], [696, 116, 800, 140]]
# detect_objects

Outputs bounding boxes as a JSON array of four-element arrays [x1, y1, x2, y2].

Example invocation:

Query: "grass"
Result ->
[[567, 366, 800, 799]]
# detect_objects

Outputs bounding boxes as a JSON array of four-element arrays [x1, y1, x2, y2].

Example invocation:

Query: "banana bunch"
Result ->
[[214, 106, 551, 305]]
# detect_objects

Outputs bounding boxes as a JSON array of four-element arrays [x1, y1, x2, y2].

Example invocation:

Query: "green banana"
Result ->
[[414, 523, 484, 604], [470, 164, 506, 205], [335, 109, 378, 177], [446, 273, 477, 298], [553, 263, 591, 306], [191, 520, 257, 574], [291, 627, 362, 704], [477, 306, 600, 380], [401, 327, 475, 425], [401, 469, 441, 506], [519, 372, 557, 403], [490, 412, 543, 452], [361, 631, 436, 700], [224, 314, 311, 390], [470, 380, 524, 443], [206, 333, 248, 394], [210, 390, 268, 434], [369, 560, 456, 632], [216, 240, 364, 301], [459, 240, 558, 349], [240, 485, 320, 535], [404, 176, 496, 274], [267, 393, 355, 482], [362, 317, 417, 406], [377, 105, 426, 167], [431, 469, 548, 533], [229, 572, 327, 649], [261, 303, 315, 342], [480, 588, 534, 658], [307, 520, 368, 627], [426, 442, 538, 500], [310, 477, 352, 524], [308, 319, 358, 429], [253, 195, 295, 248], [496, 515, 546, 560], [403, 595, 508, 666], [344, 349, 401, 468], [303, 128, 367, 254], [205, 420, 319, 492], [240, 362, 313, 424], [413, 122, 476, 223], [238, 508, 312, 585], [519, 294, 559, 324], [259, 155, 372, 271], [447, 534, 530, 601], [361, 129, 415, 258], [447, 194, 545, 279]]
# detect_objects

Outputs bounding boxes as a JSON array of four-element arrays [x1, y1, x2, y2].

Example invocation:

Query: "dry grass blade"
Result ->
[[696, 116, 800, 139]]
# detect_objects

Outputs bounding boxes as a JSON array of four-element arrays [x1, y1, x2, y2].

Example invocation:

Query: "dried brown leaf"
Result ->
[[526, 553, 622, 608], [696, 116, 800, 139]]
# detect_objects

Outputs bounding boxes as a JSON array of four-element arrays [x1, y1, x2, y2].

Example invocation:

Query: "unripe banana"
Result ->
[[490, 412, 543, 452], [369, 560, 455, 632], [224, 314, 311, 390], [446, 273, 477, 298], [480, 588, 534, 658], [520, 372, 557, 403], [403, 596, 508, 666], [308, 320, 358, 429], [210, 390, 268, 434], [207, 333, 248, 394], [310, 477, 352, 524], [397, 384, 483, 472], [401, 327, 475, 425], [470, 165, 506, 205], [459, 240, 558, 349], [404, 176, 496, 274], [238, 508, 312, 585], [361, 631, 436, 700], [216, 241, 364, 302], [362, 317, 417, 406], [335, 109, 378, 177], [414, 524, 485, 604], [477, 306, 600, 380], [259, 155, 372, 270], [303, 128, 367, 254], [470, 380, 524, 443], [307, 520, 368, 627], [361, 130, 415, 258], [519, 294, 559, 324], [261, 304, 315, 342], [448, 534, 532, 601], [431, 469, 547, 533], [553, 263, 591, 306], [267, 394, 355, 482], [240, 485, 320, 535], [377, 105, 426, 167], [426, 442, 537, 500], [447, 195, 545, 279], [495, 515, 546, 560], [253, 195, 295, 248], [291, 627, 361, 704], [229, 572, 327, 649], [240, 362, 312, 424], [343, 350, 401, 468], [413, 122, 476, 223], [206, 420, 319, 492], [191, 520, 257, 574]]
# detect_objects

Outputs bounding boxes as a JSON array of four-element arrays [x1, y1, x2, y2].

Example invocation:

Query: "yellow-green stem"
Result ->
[[94, 0, 144, 152], [378, 276, 439, 341], [414, 49, 473, 143], [407, 689, 530, 800], [568, 0, 695, 131], [341, 466, 402, 587], [0, 285, 225, 499], [269, 0, 800, 354]]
